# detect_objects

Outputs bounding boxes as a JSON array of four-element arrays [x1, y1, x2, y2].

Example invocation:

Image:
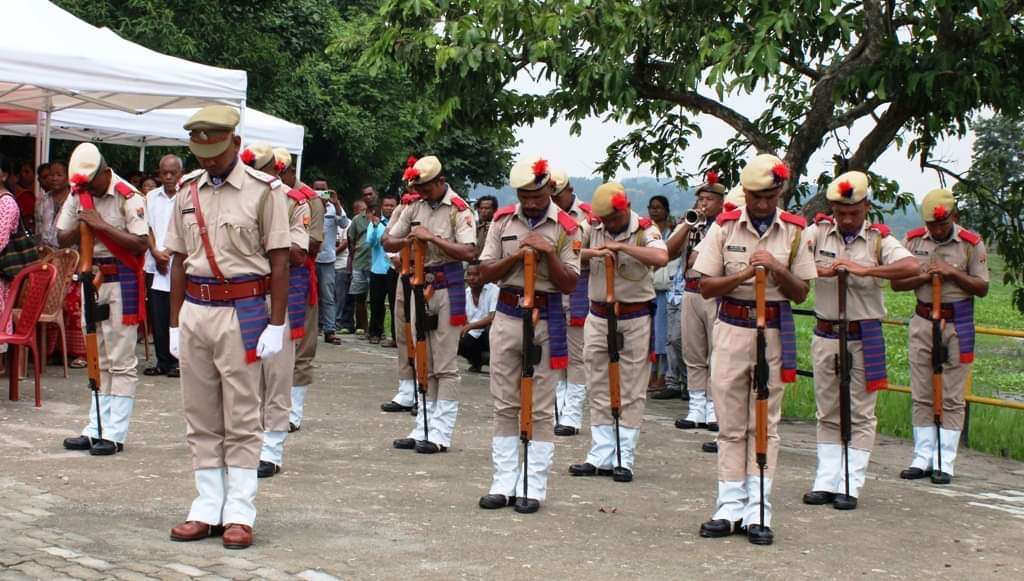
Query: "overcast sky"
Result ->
[[512, 77, 977, 203]]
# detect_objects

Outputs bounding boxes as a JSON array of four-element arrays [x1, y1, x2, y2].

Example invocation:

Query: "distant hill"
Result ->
[[469, 177, 920, 237]]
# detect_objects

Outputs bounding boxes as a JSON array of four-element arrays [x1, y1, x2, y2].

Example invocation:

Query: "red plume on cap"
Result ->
[[532, 158, 549, 184], [240, 149, 255, 166], [406, 155, 417, 168], [705, 170, 719, 185], [838, 180, 854, 198], [933, 205, 949, 220], [70, 173, 89, 187], [274, 160, 287, 173], [402, 166, 421, 182], [401, 192, 421, 205], [723, 201, 737, 212], [611, 192, 628, 211], [772, 162, 790, 183]]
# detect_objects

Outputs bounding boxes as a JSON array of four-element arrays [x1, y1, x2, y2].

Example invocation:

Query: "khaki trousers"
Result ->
[[811, 335, 877, 450], [93, 283, 138, 397], [681, 290, 717, 391], [909, 315, 969, 430], [294, 301, 318, 386], [489, 311, 556, 442], [566, 324, 586, 385], [584, 313, 651, 429], [179, 301, 262, 470], [710, 320, 785, 480], [260, 327, 296, 433], [410, 287, 460, 401]]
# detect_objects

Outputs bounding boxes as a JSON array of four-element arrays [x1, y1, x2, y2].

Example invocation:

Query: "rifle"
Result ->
[[518, 249, 542, 510], [836, 267, 853, 499], [400, 244, 417, 417], [753, 266, 770, 528], [931, 274, 947, 473], [411, 232, 430, 442], [78, 223, 110, 442], [604, 254, 625, 475]]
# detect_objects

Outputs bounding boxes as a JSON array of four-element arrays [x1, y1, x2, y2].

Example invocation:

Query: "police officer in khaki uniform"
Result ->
[[667, 173, 727, 438], [694, 154, 816, 545], [165, 106, 291, 549], [234, 144, 311, 479], [569, 183, 667, 483], [801, 172, 917, 509], [478, 156, 580, 513], [381, 191, 419, 413], [59, 143, 148, 457], [893, 188, 989, 484], [550, 169, 592, 437], [384, 156, 477, 453], [274, 148, 325, 435]]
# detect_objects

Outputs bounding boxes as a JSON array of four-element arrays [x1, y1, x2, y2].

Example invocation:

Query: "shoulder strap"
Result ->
[[189, 181, 227, 282]]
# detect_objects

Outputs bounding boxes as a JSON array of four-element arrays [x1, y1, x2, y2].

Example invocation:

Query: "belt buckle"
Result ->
[[425, 273, 436, 284], [199, 283, 211, 302]]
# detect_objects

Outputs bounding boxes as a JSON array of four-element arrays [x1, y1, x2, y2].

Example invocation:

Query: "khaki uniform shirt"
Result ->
[[694, 208, 817, 301], [386, 186, 476, 266], [164, 162, 291, 278], [476, 221, 490, 252], [298, 183, 325, 245], [56, 171, 148, 258], [805, 220, 913, 320], [567, 196, 592, 250], [480, 202, 581, 293], [587, 211, 666, 303], [902, 224, 990, 303], [286, 196, 311, 250], [681, 219, 714, 279]]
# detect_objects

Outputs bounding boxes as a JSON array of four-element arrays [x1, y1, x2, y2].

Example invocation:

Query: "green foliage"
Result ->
[[45, 0, 515, 202], [362, 0, 1024, 215]]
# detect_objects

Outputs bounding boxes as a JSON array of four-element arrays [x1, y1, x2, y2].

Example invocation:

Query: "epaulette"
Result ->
[[450, 194, 469, 211], [814, 212, 834, 224], [401, 193, 421, 205], [286, 188, 308, 204], [113, 181, 137, 199], [578, 202, 594, 219], [779, 210, 807, 228], [638, 216, 653, 230], [716, 209, 742, 225], [556, 209, 579, 235], [298, 184, 318, 200], [869, 223, 891, 237], [906, 227, 927, 240], [589, 215, 602, 225], [244, 165, 282, 189], [178, 168, 203, 188], [958, 228, 982, 246], [492, 204, 517, 221]]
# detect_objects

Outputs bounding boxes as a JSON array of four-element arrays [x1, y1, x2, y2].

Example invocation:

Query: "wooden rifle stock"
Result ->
[[520, 249, 537, 442], [411, 237, 431, 439], [400, 245, 415, 366], [604, 255, 621, 416], [837, 267, 852, 498], [930, 274, 944, 424], [79, 223, 102, 390], [754, 267, 769, 463]]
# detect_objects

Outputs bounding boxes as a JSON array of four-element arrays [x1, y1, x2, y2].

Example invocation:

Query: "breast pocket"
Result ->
[[500, 234, 519, 258], [219, 216, 262, 257], [618, 253, 648, 281], [724, 250, 749, 276]]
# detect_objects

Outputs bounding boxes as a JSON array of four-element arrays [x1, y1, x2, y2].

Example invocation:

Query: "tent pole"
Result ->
[[296, 154, 302, 182], [139, 142, 146, 171], [238, 99, 247, 143]]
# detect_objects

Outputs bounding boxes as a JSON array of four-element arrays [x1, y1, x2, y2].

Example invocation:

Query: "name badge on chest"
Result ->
[[501, 235, 518, 242], [181, 208, 196, 215], [818, 249, 837, 258], [913, 249, 929, 256], [726, 244, 747, 253]]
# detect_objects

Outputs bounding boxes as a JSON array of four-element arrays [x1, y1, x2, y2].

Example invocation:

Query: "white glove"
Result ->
[[169, 327, 180, 359], [256, 324, 287, 359]]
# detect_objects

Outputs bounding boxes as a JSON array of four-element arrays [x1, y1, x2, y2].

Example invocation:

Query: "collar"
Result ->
[[199, 158, 245, 190], [516, 201, 559, 227], [827, 220, 869, 242], [922, 223, 961, 245], [740, 207, 781, 236], [438, 185, 456, 207], [100, 171, 127, 197], [600, 211, 640, 240], [149, 186, 175, 201], [568, 195, 583, 216]]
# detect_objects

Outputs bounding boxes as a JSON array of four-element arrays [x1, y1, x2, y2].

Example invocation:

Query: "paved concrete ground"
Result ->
[[3, 334, 1024, 580]]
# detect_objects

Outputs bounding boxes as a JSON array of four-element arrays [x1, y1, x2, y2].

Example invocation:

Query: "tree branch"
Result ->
[[779, 51, 822, 81], [847, 99, 915, 170], [828, 97, 885, 130]]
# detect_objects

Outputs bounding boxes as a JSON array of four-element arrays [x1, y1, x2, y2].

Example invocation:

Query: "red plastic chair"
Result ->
[[1, 262, 58, 407]]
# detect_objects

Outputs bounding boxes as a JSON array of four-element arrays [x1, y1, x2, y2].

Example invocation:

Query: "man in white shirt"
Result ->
[[143, 154, 183, 377], [458, 262, 498, 373]]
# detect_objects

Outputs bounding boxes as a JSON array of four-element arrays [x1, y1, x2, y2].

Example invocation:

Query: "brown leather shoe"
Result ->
[[169, 521, 223, 542], [222, 523, 253, 549]]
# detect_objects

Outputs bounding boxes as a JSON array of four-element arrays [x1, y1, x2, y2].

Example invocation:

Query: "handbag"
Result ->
[[0, 193, 40, 279]]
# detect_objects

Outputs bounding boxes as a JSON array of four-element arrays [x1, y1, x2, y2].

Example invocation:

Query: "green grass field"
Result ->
[[782, 256, 1024, 460]]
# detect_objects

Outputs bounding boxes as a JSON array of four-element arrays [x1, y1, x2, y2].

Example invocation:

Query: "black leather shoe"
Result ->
[[802, 490, 836, 505], [651, 388, 682, 400], [568, 462, 613, 477], [89, 439, 118, 456], [747, 524, 774, 545], [833, 494, 858, 510], [167, 368, 180, 378], [381, 401, 414, 413], [479, 494, 516, 509], [257, 461, 280, 478], [701, 441, 718, 454], [393, 438, 416, 450], [900, 467, 930, 480], [706, 422, 719, 432], [63, 435, 92, 450], [554, 424, 579, 436], [513, 498, 540, 514], [675, 417, 706, 430], [699, 518, 740, 538], [288, 422, 300, 433], [415, 440, 447, 454], [612, 467, 633, 482], [143, 366, 167, 376], [930, 471, 952, 485]]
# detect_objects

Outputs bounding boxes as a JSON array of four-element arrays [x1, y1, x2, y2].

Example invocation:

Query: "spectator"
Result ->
[[14, 160, 36, 235], [367, 195, 398, 345], [142, 154, 183, 377], [0, 154, 22, 373], [647, 194, 674, 393], [335, 199, 361, 333], [126, 170, 145, 190], [35, 161, 69, 249], [344, 189, 374, 335], [457, 262, 498, 373], [140, 175, 159, 195], [36, 162, 51, 193], [475, 195, 498, 254], [314, 180, 341, 344]]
